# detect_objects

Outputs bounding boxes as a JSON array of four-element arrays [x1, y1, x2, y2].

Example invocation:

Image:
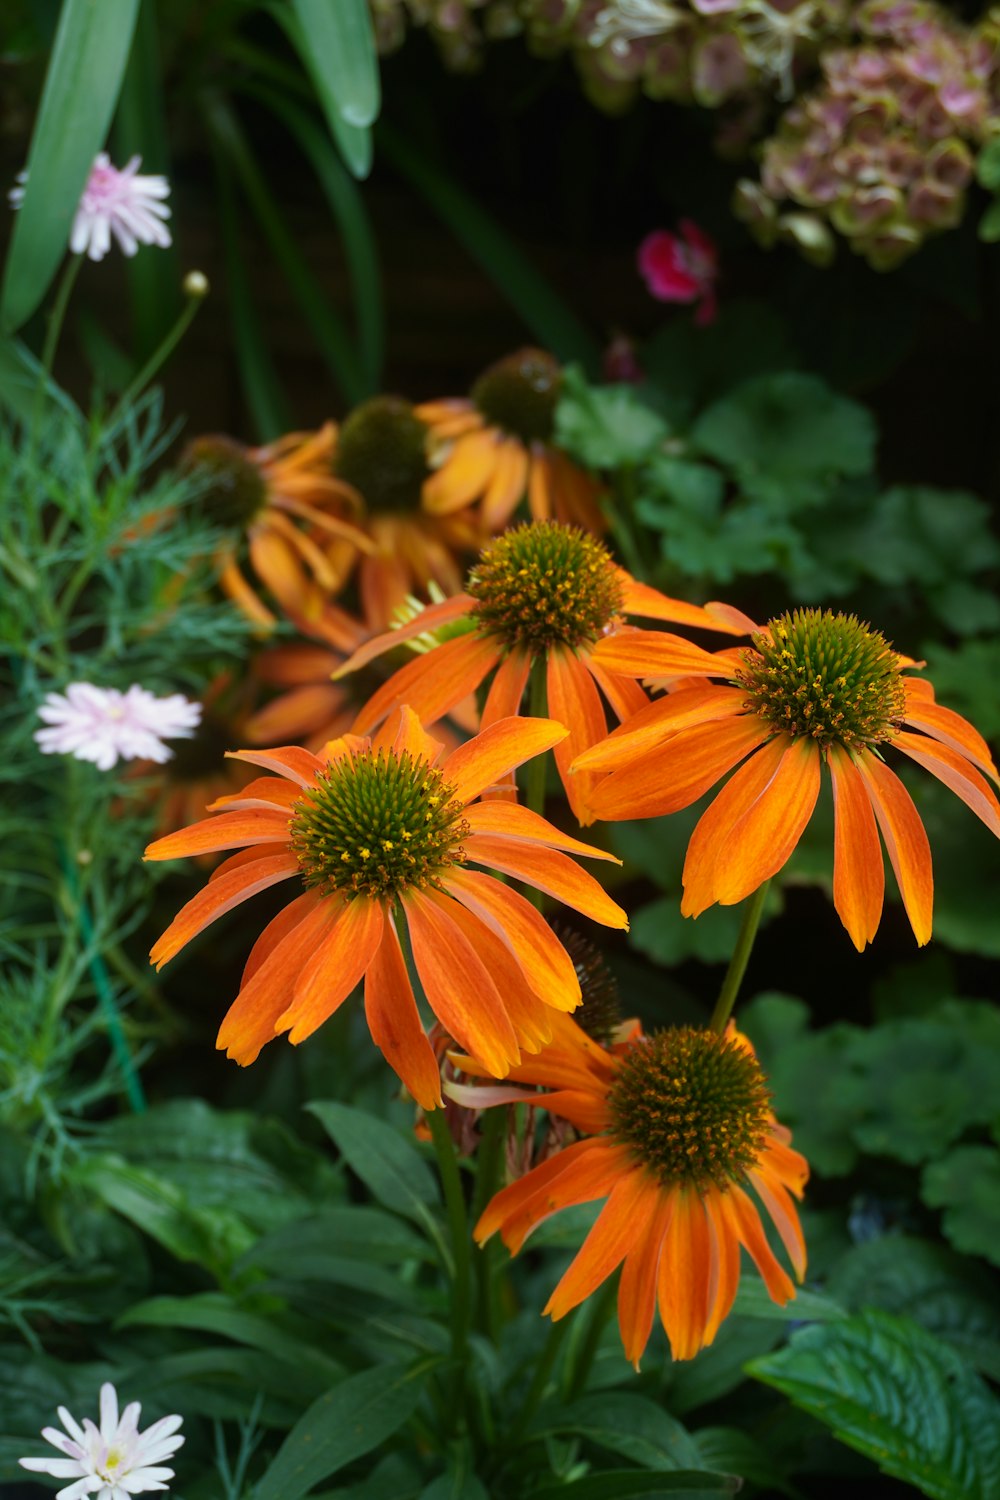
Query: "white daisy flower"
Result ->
[[34, 683, 202, 771], [10, 152, 171, 262], [19, 1381, 183, 1498]]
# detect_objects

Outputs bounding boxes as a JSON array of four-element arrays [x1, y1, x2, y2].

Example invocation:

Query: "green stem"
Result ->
[[426, 1108, 471, 1417], [607, 465, 645, 580], [471, 1105, 506, 1340], [29, 254, 83, 452], [108, 276, 208, 425], [565, 1278, 616, 1398], [709, 879, 770, 1033], [511, 1315, 570, 1439]]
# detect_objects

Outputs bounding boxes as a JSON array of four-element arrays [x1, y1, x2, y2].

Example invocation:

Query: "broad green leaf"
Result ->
[[976, 139, 1000, 190], [419, 1473, 489, 1500], [922, 1147, 1000, 1269], [116, 1291, 344, 1381], [978, 199, 1000, 242], [827, 1235, 1000, 1380], [750, 1310, 1000, 1500], [554, 367, 671, 470], [733, 1280, 845, 1322], [665, 1315, 786, 1414], [239, 1206, 432, 1278], [307, 1101, 440, 1234], [756, 1023, 870, 1177], [252, 1363, 428, 1500], [834, 486, 1000, 591], [290, 0, 380, 128], [528, 1394, 702, 1470], [1, 0, 141, 331], [527, 1471, 740, 1499], [691, 373, 875, 510], [692, 1429, 793, 1496]]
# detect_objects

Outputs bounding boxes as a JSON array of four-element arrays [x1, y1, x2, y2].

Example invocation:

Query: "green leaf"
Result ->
[[827, 1235, 1000, 1380], [922, 1147, 1000, 1269], [0, 333, 81, 427], [692, 1429, 793, 1496], [291, 0, 379, 127], [554, 368, 671, 470], [665, 1315, 786, 1414], [976, 139, 1000, 191], [1, 0, 141, 331], [835, 485, 1000, 591], [921, 637, 1000, 742], [116, 1291, 344, 1381], [527, 1472, 740, 1499], [750, 1310, 1000, 1500], [733, 1279, 845, 1322], [528, 1394, 703, 1470], [240, 1206, 432, 1278], [419, 1474, 489, 1500], [252, 1362, 428, 1500], [307, 1101, 441, 1237], [691, 373, 875, 510], [641, 300, 798, 414], [755, 1022, 870, 1177], [978, 198, 1000, 242]]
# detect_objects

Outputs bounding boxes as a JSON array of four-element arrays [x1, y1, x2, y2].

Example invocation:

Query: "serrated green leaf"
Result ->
[[252, 1363, 428, 1500], [554, 368, 670, 470], [750, 1310, 1000, 1500], [760, 1024, 870, 1177], [837, 485, 1000, 589], [528, 1393, 703, 1470], [1, 0, 141, 331], [922, 1147, 1000, 1269]]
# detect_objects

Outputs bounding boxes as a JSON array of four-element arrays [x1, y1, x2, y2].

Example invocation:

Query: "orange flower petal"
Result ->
[[245, 686, 349, 746], [481, 437, 530, 530], [415, 397, 477, 425], [546, 1167, 658, 1320], [591, 714, 772, 823], [718, 1183, 795, 1305], [144, 809, 291, 862], [572, 684, 745, 773], [278, 897, 385, 1044], [682, 740, 787, 918], [364, 916, 442, 1110], [226, 746, 327, 786], [210, 844, 290, 882], [476, 1139, 627, 1251], [208, 777, 303, 814], [854, 751, 933, 946], [150, 852, 300, 969], [248, 529, 309, 611], [424, 429, 501, 514], [711, 736, 821, 906], [463, 835, 629, 929], [217, 900, 341, 1064], [618, 1192, 672, 1369], [527, 446, 553, 522], [903, 690, 999, 784], [371, 704, 446, 766], [444, 866, 581, 1011], [585, 659, 649, 722], [241, 891, 321, 985], [351, 632, 500, 736], [703, 1190, 741, 1346], [441, 897, 555, 1055], [481, 649, 532, 727], [894, 731, 1000, 838], [441, 714, 567, 804], [828, 742, 885, 951], [333, 594, 475, 678], [656, 1186, 713, 1361], [748, 1166, 807, 1282], [403, 887, 521, 1077], [217, 551, 276, 629], [546, 648, 609, 825], [592, 628, 733, 681], [465, 801, 620, 861], [619, 574, 748, 636]]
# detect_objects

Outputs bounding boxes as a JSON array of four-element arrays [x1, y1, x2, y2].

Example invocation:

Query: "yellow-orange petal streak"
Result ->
[[894, 731, 1000, 838], [444, 866, 581, 1011], [854, 751, 934, 946], [481, 649, 532, 728], [150, 852, 300, 969], [657, 1186, 713, 1361], [351, 632, 500, 736], [546, 647, 609, 825], [618, 575, 747, 636], [593, 715, 772, 824], [404, 886, 521, 1077], [712, 736, 821, 906], [618, 1192, 673, 1369], [442, 715, 567, 804], [465, 801, 620, 861], [242, 891, 321, 985], [278, 897, 385, 1044], [476, 1139, 627, 1252], [592, 629, 734, 681], [719, 1183, 795, 1305], [572, 684, 745, 774], [226, 746, 327, 786], [218, 900, 340, 1064], [463, 834, 629, 929], [145, 809, 292, 862], [546, 1167, 657, 1321], [365, 917, 443, 1110], [703, 1192, 741, 1346], [828, 742, 885, 951]]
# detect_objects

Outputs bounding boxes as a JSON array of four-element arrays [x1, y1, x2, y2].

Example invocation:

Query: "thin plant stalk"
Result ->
[[709, 879, 771, 1032]]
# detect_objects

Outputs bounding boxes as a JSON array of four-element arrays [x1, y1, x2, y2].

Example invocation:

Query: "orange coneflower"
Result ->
[[418, 349, 606, 534], [321, 396, 480, 631], [574, 607, 1000, 949], [144, 707, 628, 1107], [185, 426, 371, 642], [333, 521, 749, 823], [456, 1017, 807, 1365]]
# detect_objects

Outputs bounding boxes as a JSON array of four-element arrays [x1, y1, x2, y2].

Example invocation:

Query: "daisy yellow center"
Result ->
[[290, 749, 468, 900], [737, 608, 906, 748], [472, 348, 562, 444], [333, 396, 431, 514], [608, 1028, 771, 1192], [467, 522, 623, 653], [183, 435, 267, 528], [552, 921, 621, 1047]]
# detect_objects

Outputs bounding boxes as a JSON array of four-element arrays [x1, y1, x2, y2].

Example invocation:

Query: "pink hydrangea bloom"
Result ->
[[34, 683, 201, 772], [637, 220, 720, 323], [10, 152, 171, 262], [19, 1381, 183, 1498]]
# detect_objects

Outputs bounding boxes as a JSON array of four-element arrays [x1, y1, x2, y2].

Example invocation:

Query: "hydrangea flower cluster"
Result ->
[[735, 0, 1000, 267]]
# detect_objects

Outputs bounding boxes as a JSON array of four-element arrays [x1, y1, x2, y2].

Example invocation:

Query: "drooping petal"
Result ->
[[207, 777, 303, 814], [476, 1139, 628, 1252], [592, 628, 733, 681], [854, 751, 934, 946], [681, 741, 787, 917], [656, 1186, 714, 1361], [585, 658, 649, 722], [748, 1165, 807, 1281], [480, 649, 532, 727], [702, 1189, 741, 1345], [424, 428, 501, 513], [718, 1183, 795, 1305], [572, 684, 745, 773], [440, 896, 554, 1054], [441, 715, 567, 804], [144, 809, 292, 862], [618, 1192, 673, 1368], [619, 574, 747, 635], [217, 900, 341, 1064], [350, 632, 501, 736], [241, 891, 322, 985], [463, 834, 629, 929], [546, 647, 609, 824], [226, 745, 327, 786], [465, 801, 620, 861], [828, 742, 885, 951], [276, 897, 385, 1044], [903, 690, 999, 784], [403, 887, 521, 1077], [481, 437, 530, 530], [150, 852, 301, 969], [712, 736, 821, 905], [546, 1167, 659, 1320], [364, 916, 442, 1109], [332, 594, 475, 677], [444, 866, 581, 1011], [894, 731, 1000, 838], [591, 715, 772, 823]]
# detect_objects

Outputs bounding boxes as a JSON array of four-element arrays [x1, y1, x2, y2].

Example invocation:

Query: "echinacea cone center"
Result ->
[[552, 920, 621, 1046], [737, 608, 905, 749], [290, 749, 468, 899], [467, 521, 624, 652], [472, 348, 562, 444], [183, 435, 268, 528], [608, 1027, 771, 1191], [332, 396, 431, 514]]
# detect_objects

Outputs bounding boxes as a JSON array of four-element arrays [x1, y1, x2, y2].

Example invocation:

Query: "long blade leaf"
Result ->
[[289, 0, 380, 127]]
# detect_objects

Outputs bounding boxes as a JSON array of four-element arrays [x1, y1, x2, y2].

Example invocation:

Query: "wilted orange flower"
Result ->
[[185, 427, 370, 642], [576, 607, 1000, 948], [459, 1017, 807, 1365], [144, 708, 628, 1106], [418, 349, 605, 533], [334, 522, 747, 823]]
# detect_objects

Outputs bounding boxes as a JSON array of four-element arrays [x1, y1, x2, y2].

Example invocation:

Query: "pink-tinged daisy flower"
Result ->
[[19, 1380, 183, 1498], [637, 221, 719, 325], [11, 153, 171, 262], [35, 683, 201, 772]]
